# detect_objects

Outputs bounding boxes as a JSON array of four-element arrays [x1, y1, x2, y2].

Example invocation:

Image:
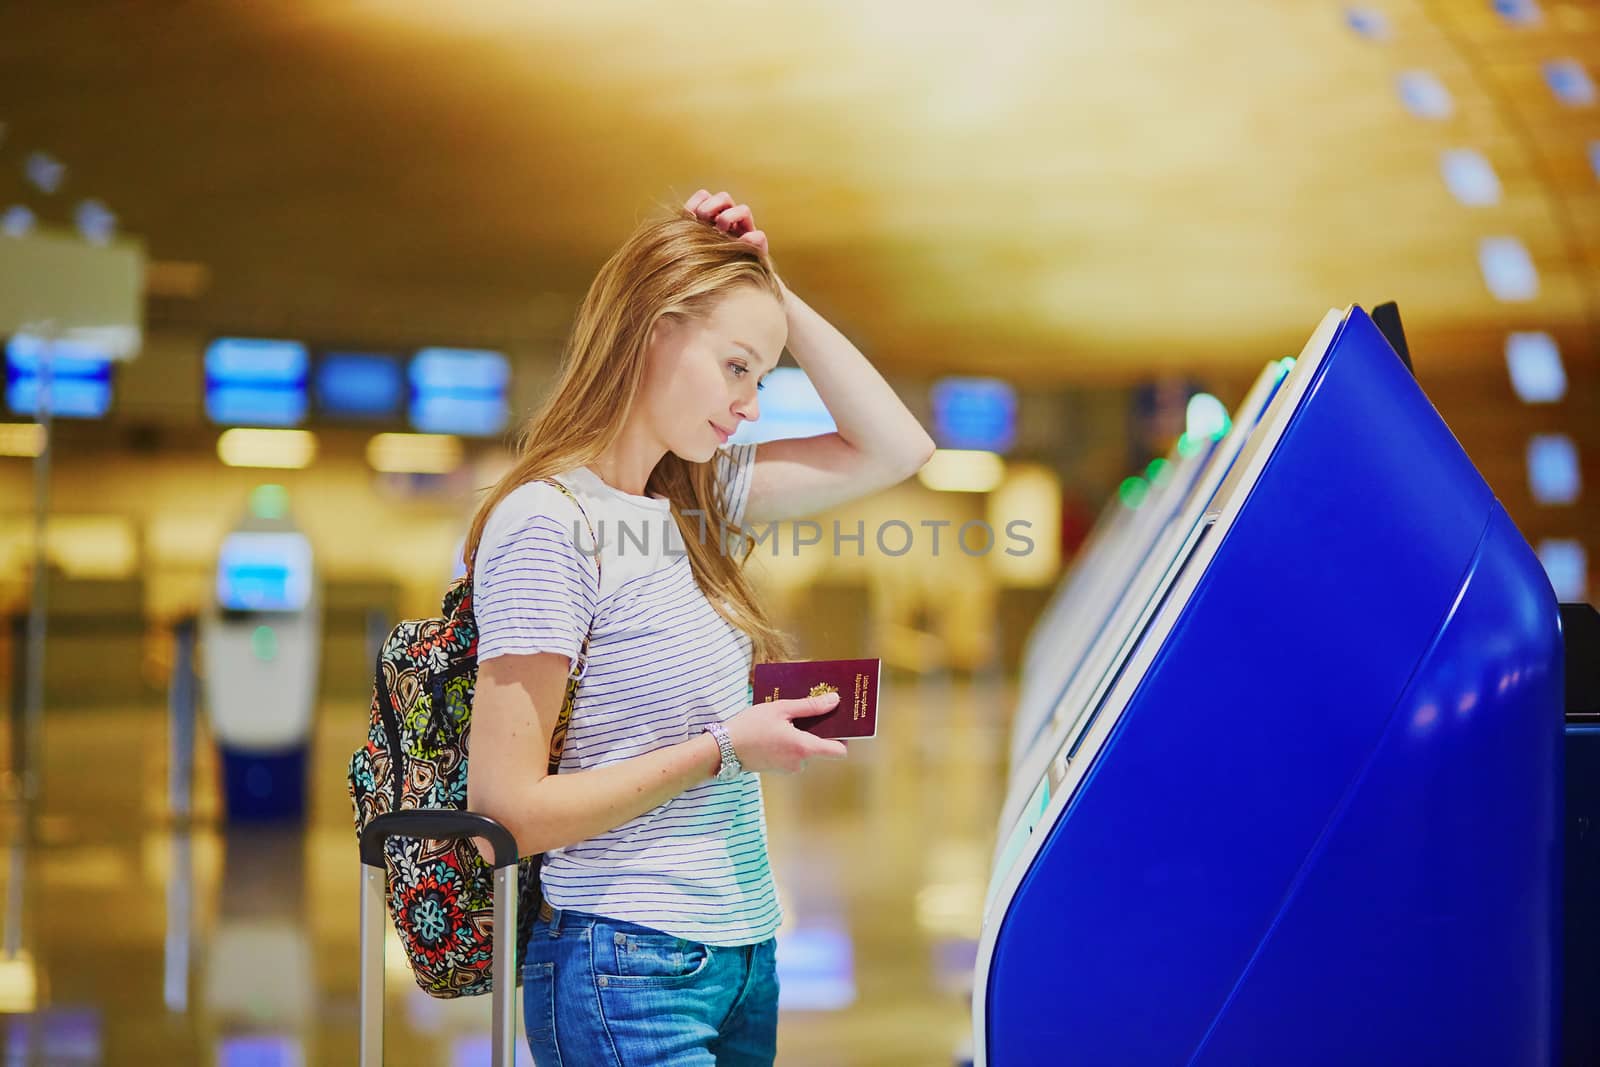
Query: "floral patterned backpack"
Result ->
[[347, 479, 599, 998]]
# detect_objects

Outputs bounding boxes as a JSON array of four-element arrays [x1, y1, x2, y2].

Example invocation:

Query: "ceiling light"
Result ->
[[1527, 435, 1580, 505], [917, 449, 1005, 493], [217, 428, 317, 469], [1479, 237, 1539, 302], [366, 432, 464, 474], [1440, 149, 1501, 206], [1397, 71, 1453, 120], [0, 422, 45, 458], [1505, 332, 1566, 403], [1536, 539, 1588, 601], [1545, 59, 1596, 107]]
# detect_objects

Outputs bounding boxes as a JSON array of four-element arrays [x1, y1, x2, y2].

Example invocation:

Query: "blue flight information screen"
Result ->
[[931, 376, 1016, 453], [314, 351, 405, 421], [216, 531, 314, 613], [408, 347, 510, 436], [205, 338, 309, 427], [5, 334, 114, 418]]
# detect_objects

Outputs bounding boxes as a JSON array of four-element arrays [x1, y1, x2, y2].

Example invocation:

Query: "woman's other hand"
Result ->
[[685, 188, 770, 262]]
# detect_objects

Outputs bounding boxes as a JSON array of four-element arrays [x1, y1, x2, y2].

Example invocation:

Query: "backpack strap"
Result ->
[[536, 477, 602, 776]]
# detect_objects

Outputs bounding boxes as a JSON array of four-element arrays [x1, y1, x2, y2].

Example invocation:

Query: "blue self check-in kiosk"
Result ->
[[977, 306, 1565, 1065], [200, 506, 323, 822], [1003, 359, 1289, 797]]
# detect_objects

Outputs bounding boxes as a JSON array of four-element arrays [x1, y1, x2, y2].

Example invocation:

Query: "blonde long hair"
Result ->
[[464, 208, 795, 667]]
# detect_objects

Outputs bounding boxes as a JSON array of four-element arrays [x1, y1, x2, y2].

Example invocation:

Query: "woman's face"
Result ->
[[640, 284, 787, 463]]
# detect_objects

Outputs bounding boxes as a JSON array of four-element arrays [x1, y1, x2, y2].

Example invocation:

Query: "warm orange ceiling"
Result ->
[[0, 1, 1595, 382]]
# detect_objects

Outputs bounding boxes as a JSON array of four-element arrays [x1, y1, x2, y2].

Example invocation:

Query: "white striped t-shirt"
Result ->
[[471, 441, 779, 946]]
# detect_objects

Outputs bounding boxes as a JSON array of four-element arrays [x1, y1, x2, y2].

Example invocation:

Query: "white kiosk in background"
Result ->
[[200, 495, 321, 822]]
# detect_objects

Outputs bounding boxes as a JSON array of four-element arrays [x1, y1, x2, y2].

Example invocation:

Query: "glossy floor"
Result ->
[[1, 672, 1012, 1065]]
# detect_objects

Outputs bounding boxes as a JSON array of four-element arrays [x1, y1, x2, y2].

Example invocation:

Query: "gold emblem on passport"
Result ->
[[809, 682, 838, 698]]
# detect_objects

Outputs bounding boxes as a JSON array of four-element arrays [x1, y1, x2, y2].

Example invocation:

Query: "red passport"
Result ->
[[751, 657, 881, 739]]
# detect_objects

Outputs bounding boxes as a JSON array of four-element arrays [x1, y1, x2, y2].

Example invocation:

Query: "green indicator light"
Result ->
[[1145, 457, 1171, 484], [1177, 432, 1204, 458], [251, 625, 279, 663], [1118, 476, 1149, 509], [250, 484, 290, 521]]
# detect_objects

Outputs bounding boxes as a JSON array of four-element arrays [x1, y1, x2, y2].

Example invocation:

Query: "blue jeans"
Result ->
[[522, 906, 779, 1066]]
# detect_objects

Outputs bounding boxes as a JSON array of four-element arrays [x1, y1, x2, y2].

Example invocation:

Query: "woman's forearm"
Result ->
[[494, 732, 723, 857], [776, 277, 936, 471]]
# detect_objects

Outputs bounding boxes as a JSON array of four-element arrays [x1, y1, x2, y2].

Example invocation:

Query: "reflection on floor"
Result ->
[[1, 671, 1012, 1065]]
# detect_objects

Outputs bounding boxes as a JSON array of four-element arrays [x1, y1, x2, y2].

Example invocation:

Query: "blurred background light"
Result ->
[[774, 923, 857, 1012], [987, 463, 1061, 586], [249, 483, 292, 521], [216, 1034, 305, 1067], [0, 951, 38, 1013], [1441, 149, 1501, 206], [1492, 0, 1544, 26], [1343, 7, 1390, 40], [916, 449, 1005, 493], [1545, 59, 1596, 107], [1527, 434, 1581, 505], [366, 432, 463, 474], [216, 428, 317, 470], [930, 376, 1017, 454], [0, 421, 45, 457], [1478, 237, 1540, 302], [74, 198, 116, 245], [1185, 392, 1230, 441], [2, 203, 36, 238], [23, 150, 65, 194], [1398, 71, 1453, 119], [1505, 332, 1566, 403], [1537, 539, 1589, 601]]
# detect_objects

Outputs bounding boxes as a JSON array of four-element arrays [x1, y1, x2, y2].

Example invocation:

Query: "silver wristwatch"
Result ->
[[706, 721, 742, 782]]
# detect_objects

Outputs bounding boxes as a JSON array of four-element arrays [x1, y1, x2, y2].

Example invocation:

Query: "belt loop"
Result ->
[[548, 905, 564, 937]]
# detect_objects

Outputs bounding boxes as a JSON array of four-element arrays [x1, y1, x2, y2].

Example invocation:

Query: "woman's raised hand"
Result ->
[[723, 691, 848, 775], [685, 188, 770, 262]]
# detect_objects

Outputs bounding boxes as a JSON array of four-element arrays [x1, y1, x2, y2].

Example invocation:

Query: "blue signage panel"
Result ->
[[216, 531, 314, 613], [205, 338, 309, 427], [408, 347, 510, 436], [931, 376, 1017, 453], [5, 334, 114, 418], [315, 351, 404, 421]]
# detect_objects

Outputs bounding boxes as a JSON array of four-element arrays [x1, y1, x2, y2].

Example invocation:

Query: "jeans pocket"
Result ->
[[595, 924, 712, 988], [521, 959, 558, 1062]]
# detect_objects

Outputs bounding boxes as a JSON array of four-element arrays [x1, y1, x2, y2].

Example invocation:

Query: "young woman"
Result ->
[[464, 189, 936, 1066]]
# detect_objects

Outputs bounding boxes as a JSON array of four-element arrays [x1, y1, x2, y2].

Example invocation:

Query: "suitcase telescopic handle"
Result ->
[[359, 810, 519, 868], [359, 810, 522, 1067]]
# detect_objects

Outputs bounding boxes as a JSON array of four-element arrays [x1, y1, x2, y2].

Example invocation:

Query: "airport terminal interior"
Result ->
[[2, 3, 1598, 1065]]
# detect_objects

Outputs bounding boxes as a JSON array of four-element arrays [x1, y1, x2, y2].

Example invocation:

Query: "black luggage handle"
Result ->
[[359, 809, 521, 1066], [360, 810, 519, 869]]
